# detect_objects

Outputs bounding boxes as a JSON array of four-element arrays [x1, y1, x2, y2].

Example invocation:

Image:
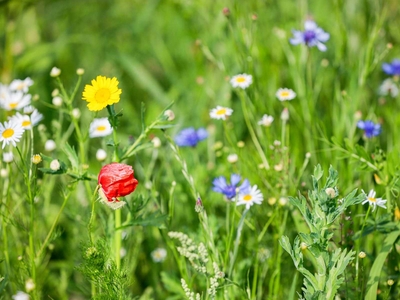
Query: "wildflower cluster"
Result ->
[[0, 78, 43, 150]]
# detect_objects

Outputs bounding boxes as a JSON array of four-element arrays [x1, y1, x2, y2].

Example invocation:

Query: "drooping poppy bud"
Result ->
[[98, 163, 138, 209]]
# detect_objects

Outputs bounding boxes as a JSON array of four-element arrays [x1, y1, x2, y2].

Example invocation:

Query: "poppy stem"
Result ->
[[115, 208, 122, 270]]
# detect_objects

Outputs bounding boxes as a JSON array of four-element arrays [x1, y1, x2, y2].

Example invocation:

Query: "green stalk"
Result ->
[[239, 94, 270, 170], [115, 209, 122, 270], [228, 208, 249, 277]]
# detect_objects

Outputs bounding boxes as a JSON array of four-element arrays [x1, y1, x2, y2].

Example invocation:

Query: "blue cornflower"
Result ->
[[290, 20, 330, 52], [212, 174, 250, 200], [382, 59, 400, 76], [174, 127, 208, 147], [357, 120, 381, 138]]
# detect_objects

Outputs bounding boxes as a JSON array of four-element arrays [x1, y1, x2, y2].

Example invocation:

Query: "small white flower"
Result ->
[[89, 118, 113, 138], [8, 110, 43, 130], [151, 248, 167, 263], [50, 67, 61, 77], [0, 120, 25, 149], [23, 105, 35, 114], [71, 108, 81, 119], [50, 159, 60, 171], [9, 77, 34, 93], [52, 96, 63, 107], [209, 106, 233, 120], [227, 153, 238, 163], [96, 149, 107, 161], [237, 185, 264, 209], [379, 78, 399, 97], [45, 139, 57, 151], [3, 151, 14, 163], [362, 189, 387, 211], [276, 88, 296, 101], [230, 73, 253, 89], [258, 114, 274, 127], [164, 109, 175, 121], [12, 291, 30, 300], [152, 137, 161, 148], [0, 91, 31, 111]]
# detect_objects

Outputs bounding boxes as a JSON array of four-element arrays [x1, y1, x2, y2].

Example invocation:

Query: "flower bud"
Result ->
[[50, 67, 61, 77], [76, 68, 85, 75], [51, 89, 59, 97], [32, 154, 42, 164], [358, 251, 366, 259], [325, 187, 336, 198], [52, 96, 63, 107], [72, 108, 81, 119], [164, 109, 175, 121], [280, 107, 289, 121], [45, 139, 56, 151], [50, 159, 60, 171], [0, 168, 8, 178], [387, 279, 394, 286], [25, 278, 35, 292], [227, 153, 238, 163], [98, 163, 138, 209], [152, 137, 161, 148], [96, 149, 107, 161], [3, 151, 13, 163]]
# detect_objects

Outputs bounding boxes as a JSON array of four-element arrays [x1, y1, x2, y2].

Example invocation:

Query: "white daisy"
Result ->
[[0, 91, 31, 111], [379, 78, 399, 97], [237, 185, 264, 209], [258, 114, 274, 127], [0, 120, 25, 149], [12, 291, 30, 300], [89, 118, 113, 138], [8, 110, 43, 130], [3, 151, 14, 163], [209, 106, 233, 120], [230, 73, 253, 89], [9, 77, 34, 93], [151, 248, 167, 263], [362, 189, 387, 212], [276, 88, 296, 101]]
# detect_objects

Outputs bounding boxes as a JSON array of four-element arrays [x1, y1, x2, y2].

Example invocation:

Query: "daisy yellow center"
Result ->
[[368, 197, 376, 203], [2, 128, 14, 138], [22, 120, 31, 127], [243, 194, 252, 201], [95, 88, 111, 103], [96, 125, 107, 131], [280, 91, 290, 97], [236, 77, 246, 83], [216, 108, 227, 115], [10, 103, 18, 109]]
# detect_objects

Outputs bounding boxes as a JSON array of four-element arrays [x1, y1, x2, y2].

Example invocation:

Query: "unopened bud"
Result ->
[[50, 159, 60, 171], [50, 67, 61, 77]]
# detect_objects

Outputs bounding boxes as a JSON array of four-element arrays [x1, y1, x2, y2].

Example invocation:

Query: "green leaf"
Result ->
[[160, 272, 187, 298], [62, 143, 79, 171], [118, 212, 168, 229], [365, 229, 400, 300]]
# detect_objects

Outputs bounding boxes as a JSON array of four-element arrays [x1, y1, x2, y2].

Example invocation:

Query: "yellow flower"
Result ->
[[82, 76, 122, 111]]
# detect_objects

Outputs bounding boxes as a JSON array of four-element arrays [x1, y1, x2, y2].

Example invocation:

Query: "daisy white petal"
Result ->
[[230, 73, 253, 89], [237, 185, 264, 210], [9, 77, 34, 93], [89, 118, 113, 138], [210, 106, 233, 120], [0, 120, 25, 149], [276, 88, 296, 101], [258, 114, 274, 127], [362, 189, 387, 211]]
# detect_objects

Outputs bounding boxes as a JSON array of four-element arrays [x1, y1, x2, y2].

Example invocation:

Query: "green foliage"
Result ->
[[281, 165, 364, 300]]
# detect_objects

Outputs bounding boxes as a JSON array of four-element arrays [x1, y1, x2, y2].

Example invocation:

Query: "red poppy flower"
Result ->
[[98, 163, 138, 209]]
